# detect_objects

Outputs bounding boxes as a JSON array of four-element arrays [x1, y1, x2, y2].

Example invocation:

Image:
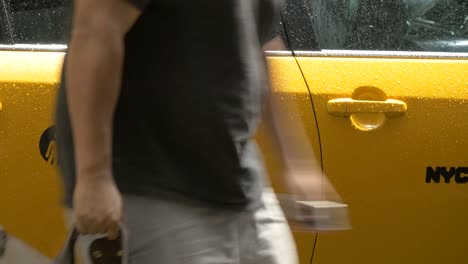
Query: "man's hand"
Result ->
[[73, 175, 122, 239], [285, 165, 342, 202], [279, 167, 350, 232]]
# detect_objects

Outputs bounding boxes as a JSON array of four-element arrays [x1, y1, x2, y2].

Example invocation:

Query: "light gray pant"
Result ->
[[67, 189, 299, 264]]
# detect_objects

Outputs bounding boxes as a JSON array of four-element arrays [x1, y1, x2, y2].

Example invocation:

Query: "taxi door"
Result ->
[[0, 0, 69, 259], [283, 0, 468, 263]]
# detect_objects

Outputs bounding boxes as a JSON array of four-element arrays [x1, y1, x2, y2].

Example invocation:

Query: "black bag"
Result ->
[[54, 226, 128, 264]]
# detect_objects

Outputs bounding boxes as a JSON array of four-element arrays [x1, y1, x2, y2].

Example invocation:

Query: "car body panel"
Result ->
[[0, 50, 67, 258], [295, 53, 468, 263]]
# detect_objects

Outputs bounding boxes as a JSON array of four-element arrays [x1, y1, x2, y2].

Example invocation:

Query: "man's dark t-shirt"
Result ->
[[56, 0, 282, 210]]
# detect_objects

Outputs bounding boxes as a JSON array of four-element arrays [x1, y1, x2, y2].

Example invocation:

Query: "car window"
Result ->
[[0, 0, 70, 45], [305, 0, 468, 52], [0, 1, 12, 44]]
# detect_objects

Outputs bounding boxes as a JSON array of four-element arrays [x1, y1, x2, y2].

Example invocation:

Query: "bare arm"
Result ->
[[261, 38, 343, 227], [261, 89, 323, 198], [67, 0, 139, 183], [66, 0, 141, 237], [261, 78, 347, 231]]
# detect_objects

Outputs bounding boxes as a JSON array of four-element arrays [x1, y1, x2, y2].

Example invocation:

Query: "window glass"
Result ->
[[306, 0, 468, 52], [0, 1, 13, 44], [264, 16, 290, 51], [1, 0, 70, 45]]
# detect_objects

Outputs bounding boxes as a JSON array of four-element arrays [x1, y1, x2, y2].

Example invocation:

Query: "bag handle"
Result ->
[[54, 224, 128, 264], [54, 228, 79, 264]]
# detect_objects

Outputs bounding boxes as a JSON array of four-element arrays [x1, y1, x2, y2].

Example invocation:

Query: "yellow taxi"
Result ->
[[0, 0, 467, 263]]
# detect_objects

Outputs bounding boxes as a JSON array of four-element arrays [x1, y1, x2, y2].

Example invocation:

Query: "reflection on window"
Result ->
[[307, 0, 468, 52], [1, 0, 70, 45]]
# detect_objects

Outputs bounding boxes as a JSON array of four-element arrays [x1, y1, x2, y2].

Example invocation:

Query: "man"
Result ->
[[55, 0, 325, 263]]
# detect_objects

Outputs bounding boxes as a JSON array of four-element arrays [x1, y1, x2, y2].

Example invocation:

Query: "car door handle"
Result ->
[[327, 98, 407, 117]]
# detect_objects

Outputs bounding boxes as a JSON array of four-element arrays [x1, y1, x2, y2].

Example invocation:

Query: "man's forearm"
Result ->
[[262, 90, 323, 188], [66, 27, 124, 181]]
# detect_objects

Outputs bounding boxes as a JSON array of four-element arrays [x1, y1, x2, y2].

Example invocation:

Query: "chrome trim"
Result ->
[[294, 50, 468, 59], [1, 45, 466, 59], [0, 44, 67, 52], [265, 50, 293, 57]]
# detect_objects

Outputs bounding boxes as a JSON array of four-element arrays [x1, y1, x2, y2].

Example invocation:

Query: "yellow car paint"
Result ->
[[296, 56, 468, 264], [0, 51, 66, 258]]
